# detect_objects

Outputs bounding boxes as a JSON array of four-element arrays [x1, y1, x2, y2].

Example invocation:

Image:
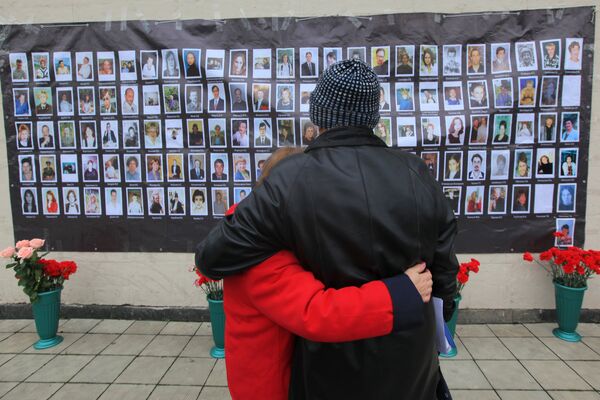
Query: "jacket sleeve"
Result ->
[[242, 251, 424, 342]]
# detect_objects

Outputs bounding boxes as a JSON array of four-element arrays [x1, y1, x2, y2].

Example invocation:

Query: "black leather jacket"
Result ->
[[196, 126, 459, 400]]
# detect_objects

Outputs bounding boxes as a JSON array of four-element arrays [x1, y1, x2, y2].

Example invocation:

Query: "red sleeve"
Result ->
[[242, 250, 393, 342]]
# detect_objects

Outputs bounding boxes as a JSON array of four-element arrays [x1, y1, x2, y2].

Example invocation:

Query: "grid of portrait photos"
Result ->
[[6, 38, 584, 244]]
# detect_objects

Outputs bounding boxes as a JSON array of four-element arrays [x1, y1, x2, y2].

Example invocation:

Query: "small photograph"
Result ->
[[33, 87, 53, 116], [421, 152, 439, 180], [445, 115, 465, 145], [540, 39, 561, 70], [419, 45, 438, 76], [492, 114, 512, 145], [515, 113, 535, 144], [13, 88, 31, 117], [183, 48, 202, 78], [121, 85, 139, 115], [492, 78, 513, 109], [555, 218, 575, 247], [15, 122, 33, 150], [421, 116, 441, 146], [467, 80, 488, 109], [143, 120, 162, 149], [276, 48, 295, 79], [534, 184, 554, 214], [126, 188, 144, 216], [56, 87, 74, 116], [105, 188, 123, 216], [379, 83, 391, 112], [161, 49, 181, 79], [468, 114, 489, 145], [536, 148, 555, 178], [540, 76, 560, 107], [100, 120, 121, 149], [124, 154, 142, 182], [466, 44, 486, 75], [76, 52, 94, 81], [122, 120, 140, 149], [564, 38, 583, 70], [97, 51, 116, 81], [37, 122, 55, 149], [163, 84, 181, 114], [53, 51, 72, 81], [419, 82, 439, 112], [233, 153, 252, 182], [396, 116, 417, 147], [205, 49, 225, 78], [21, 188, 39, 215], [165, 119, 184, 148], [80, 121, 98, 149], [560, 112, 580, 142], [210, 153, 229, 182], [19, 155, 36, 183], [512, 184, 531, 214], [300, 83, 316, 113], [252, 48, 272, 79], [444, 151, 463, 181], [145, 154, 164, 182], [32, 52, 50, 82], [166, 153, 184, 182], [118, 50, 137, 81], [207, 83, 226, 113], [276, 84, 295, 112], [98, 86, 117, 115], [442, 45, 462, 76], [58, 121, 76, 149], [395, 45, 415, 76], [140, 50, 159, 80], [514, 149, 533, 180], [395, 82, 415, 112], [465, 186, 484, 215], [212, 188, 230, 216], [516, 41, 538, 72], [63, 187, 81, 215], [9, 53, 29, 82], [81, 154, 100, 182], [234, 187, 251, 204], [443, 187, 462, 215], [557, 183, 577, 213], [83, 187, 101, 215], [488, 185, 508, 215], [467, 150, 486, 181], [41, 187, 60, 216], [300, 119, 318, 146], [185, 84, 203, 114], [252, 83, 271, 112], [255, 153, 271, 180], [208, 118, 227, 147], [142, 85, 161, 115], [187, 119, 205, 148], [229, 49, 248, 78], [490, 150, 510, 180], [559, 148, 578, 178], [168, 187, 186, 216], [518, 77, 538, 108], [348, 47, 367, 63], [538, 113, 557, 143], [231, 118, 250, 147], [147, 188, 166, 216], [190, 187, 208, 216], [255, 118, 273, 147], [230, 83, 248, 113], [373, 117, 392, 147], [371, 46, 390, 77], [103, 154, 121, 183], [442, 81, 464, 111], [562, 75, 581, 107], [77, 86, 95, 116], [491, 43, 512, 74], [324, 48, 342, 70], [188, 153, 206, 182]]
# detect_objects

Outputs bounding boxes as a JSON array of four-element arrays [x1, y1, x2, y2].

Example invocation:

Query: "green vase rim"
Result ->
[[455, 294, 462, 301], [36, 287, 63, 297], [206, 296, 223, 303], [554, 282, 587, 291]]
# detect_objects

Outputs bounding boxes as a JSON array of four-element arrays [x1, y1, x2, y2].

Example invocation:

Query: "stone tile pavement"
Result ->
[[0, 319, 599, 399]]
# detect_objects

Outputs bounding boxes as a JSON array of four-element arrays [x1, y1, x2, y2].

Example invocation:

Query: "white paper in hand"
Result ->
[[433, 296, 454, 354]]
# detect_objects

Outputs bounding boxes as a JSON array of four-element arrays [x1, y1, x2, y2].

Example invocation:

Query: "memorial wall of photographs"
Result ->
[[0, 7, 593, 252]]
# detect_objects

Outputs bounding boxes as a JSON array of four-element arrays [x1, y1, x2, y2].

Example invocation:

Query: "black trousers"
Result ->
[[436, 368, 452, 400]]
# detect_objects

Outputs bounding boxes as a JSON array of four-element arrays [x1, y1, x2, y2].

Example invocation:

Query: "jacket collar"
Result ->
[[305, 126, 386, 152]]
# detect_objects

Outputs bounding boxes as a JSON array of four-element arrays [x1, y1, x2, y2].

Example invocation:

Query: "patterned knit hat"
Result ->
[[310, 59, 380, 130]]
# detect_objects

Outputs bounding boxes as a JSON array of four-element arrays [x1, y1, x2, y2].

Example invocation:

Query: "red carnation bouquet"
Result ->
[[456, 258, 481, 295], [193, 266, 223, 301]]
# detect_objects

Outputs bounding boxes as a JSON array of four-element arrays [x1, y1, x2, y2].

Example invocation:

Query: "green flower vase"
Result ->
[[553, 282, 587, 342], [32, 288, 63, 350], [207, 297, 225, 359], [439, 294, 461, 358]]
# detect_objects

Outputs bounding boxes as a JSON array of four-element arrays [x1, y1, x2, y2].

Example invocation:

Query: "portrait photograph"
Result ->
[[56, 87, 74, 116], [488, 185, 508, 215], [443, 187, 462, 215], [77, 86, 95, 116], [76, 51, 94, 81], [229, 83, 248, 113], [80, 121, 98, 149], [210, 153, 229, 182], [421, 152, 439, 180], [252, 48, 272, 79], [167, 187, 186, 216], [557, 183, 577, 213], [491, 114, 512, 145], [560, 112, 580, 143], [126, 188, 144, 216], [147, 188, 166, 216], [53, 51, 72, 81], [33, 87, 53, 116], [562, 75, 581, 107], [183, 48, 202, 79], [300, 48, 319, 79], [231, 118, 250, 148], [105, 188, 123, 216], [442, 45, 462, 76], [348, 47, 367, 63], [516, 42, 538, 72], [37, 122, 56, 150], [118, 50, 137, 81], [419, 45, 438, 77], [379, 83, 391, 112], [300, 119, 317, 146], [185, 84, 203, 114], [490, 149, 510, 180], [62, 187, 81, 215], [536, 148, 555, 178], [207, 83, 226, 113], [277, 118, 296, 147], [421, 116, 441, 146], [395, 82, 415, 112], [464, 186, 484, 215], [534, 184, 554, 214], [395, 45, 415, 76], [206, 49, 225, 78], [468, 114, 489, 145], [234, 188, 252, 204], [21, 188, 39, 215], [10, 53, 29, 82], [97, 51, 116, 81], [161, 49, 181, 79], [41, 187, 60, 216], [140, 50, 159, 80], [165, 119, 184, 149], [145, 154, 164, 182], [467, 150, 486, 181], [19, 155, 36, 183], [124, 154, 142, 183], [276, 84, 295, 112], [540, 39, 561, 70], [445, 115, 465, 145], [255, 153, 271, 180], [58, 121, 76, 149], [233, 153, 252, 182], [564, 38, 583, 70], [190, 187, 208, 216], [143, 120, 162, 149], [466, 44, 486, 75], [32, 52, 50, 82], [442, 81, 464, 111], [101, 120, 119, 149], [187, 119, 205, 148], [166, 153, 185, 182], [555, 218, 575, 247], [538, 112, 557, 143], [255, 118, 273, 147], [81, 154, 100, 183], [443, 151, 463, 181], [559, 148, 578, 178], [15, 122, 33, 150], [121, 85, 139, 115], [324, 48, 342, 71], [13, 88, 31, 117], [373, 117, 392, 147], [211, 188, 230, 216], [515, 113, 535, 144], [252, 83, 271, 113], [99, 86, 117, 116], [229, 49, 248, 78], [122, 120, 140, 149], [467, 80, 488, 110], [512, 184, 531, 214], [518, 77, 538, 108], [514, 150, 533, 180], [276, 48, 295, 79], [396, 116, 417, 147], [208, 118, 227, 148], [491, 43, 512, 74], [142, 85, 161, 115], [188, 153, 206, 182], [163, 84, 182, 114], [300, 83, 316, 113], [103, 154, 121, 183], [419, 82, 439, 112], [492, 78, 513, 109], [371, 46, 390, 77], [540, 76, 560, 107]]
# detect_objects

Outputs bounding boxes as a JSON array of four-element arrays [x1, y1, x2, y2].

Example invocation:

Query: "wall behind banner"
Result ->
[[0, 0, 599, 313]]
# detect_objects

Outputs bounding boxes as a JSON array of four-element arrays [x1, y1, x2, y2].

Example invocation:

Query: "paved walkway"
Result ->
[[0, 320, 599, 399]]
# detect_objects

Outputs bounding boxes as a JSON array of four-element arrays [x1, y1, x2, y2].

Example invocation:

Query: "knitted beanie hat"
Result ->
[[309, 59, 381, 130]]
